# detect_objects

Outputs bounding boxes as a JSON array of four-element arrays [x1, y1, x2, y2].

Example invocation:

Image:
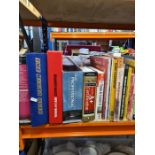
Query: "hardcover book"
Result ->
[[63, 63, 83, 123], [114, 58, 125, 121], [120, 64, 129, 120], [123, 66, 133, 120], [90, 56, 112, 120], [89, 66, 105, 121], [127, 73, 135, 120], [47, 51, 63, 124], [19, 56, 30, 120], [26, 53, 48, 127], [80, 66, 97, 122], [108, 58, 118, 121]]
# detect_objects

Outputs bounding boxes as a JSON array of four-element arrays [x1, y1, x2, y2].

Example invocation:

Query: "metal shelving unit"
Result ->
[[19, 0, 135, 151]]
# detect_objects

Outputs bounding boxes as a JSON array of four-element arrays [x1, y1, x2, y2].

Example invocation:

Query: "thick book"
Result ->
[[108, 58, 118, 121], [123, 57, 135, 68], [80, 66, 97, 122], [127, 73, 135, 120], [90, 56, 112, 120], [63, 63, 83, 123], [120, 64, 129, 120], [47, 51, 63, 124], [123, 66, 133, 120], [89, 66, 105, 121], [19, 56, 30, 120], [114, 58, 125, 121], [132, 91, 135, 120], [26, 53, 48, 127]]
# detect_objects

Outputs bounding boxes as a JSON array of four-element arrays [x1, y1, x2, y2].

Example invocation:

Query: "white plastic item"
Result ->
[[79, 147, 98, 155], [114, 145, 135, 155], [54, 151, 77, 155], [107, 152, 127, 155]]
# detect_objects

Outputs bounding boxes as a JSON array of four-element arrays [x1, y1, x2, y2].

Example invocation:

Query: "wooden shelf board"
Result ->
[[50, 32, 135, 41]]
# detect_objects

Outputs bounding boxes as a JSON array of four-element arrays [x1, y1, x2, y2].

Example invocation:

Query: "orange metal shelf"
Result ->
[[19, 121, 135, 150], [50, 32, 135, 41]]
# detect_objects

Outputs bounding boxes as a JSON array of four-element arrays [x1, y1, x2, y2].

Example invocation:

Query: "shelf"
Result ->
[[20, 0, 134, 29], [50, 32, 135, 41], [19, 121, 135, 150]]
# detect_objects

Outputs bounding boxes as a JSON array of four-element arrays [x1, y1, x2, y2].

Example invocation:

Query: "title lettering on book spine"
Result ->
[[35, 58, 43, 115], [70, 76, 75, 108]]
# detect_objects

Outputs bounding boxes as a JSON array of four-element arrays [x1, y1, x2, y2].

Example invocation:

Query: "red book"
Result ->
[[127, 73, 135, 120], [47, 51, 63, 124], [90, 56, 111, 120]]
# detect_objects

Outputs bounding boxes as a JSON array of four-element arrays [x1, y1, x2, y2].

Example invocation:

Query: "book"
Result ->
[[19, 56, 30, 120], [80, 66, 97, 122], [63, 62, 83, 123], [120, 64, 129, 120], [109, 58, 118, 121], [114, 58, 125, 121], [123, 66, 133, 120], [132, 92, 135, 120], [90, 56, 112, 120], [26, 53, 48, 127], [123, 57, 135, 68], [127, 73, 135, 120], [47, 51, 63, 124], [89, 66, 105, 121]]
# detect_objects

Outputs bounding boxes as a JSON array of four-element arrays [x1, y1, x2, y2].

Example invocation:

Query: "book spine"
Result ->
[[90, 57, 109, 120], [114, 59, 125, 121], [63, 71, 83, 122], [127, 73, 135, 120], [132, 91, 135, 120], [95, 72, 104, 121], [19, 63, 30, 119], [123, 66, 133, 120], [82, 72, 97, 122], [109, 59, 117, 121], [104, 58, 112, 120], [120, 64, 129, 119], [47, 51, 63, 124], [26, 53, 48, 127]]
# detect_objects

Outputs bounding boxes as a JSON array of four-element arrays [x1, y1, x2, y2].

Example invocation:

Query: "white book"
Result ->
[[104, 57, 112, 120]]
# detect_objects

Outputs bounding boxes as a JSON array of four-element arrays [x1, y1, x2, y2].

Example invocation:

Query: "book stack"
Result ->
[[19, 51, 135, 126]]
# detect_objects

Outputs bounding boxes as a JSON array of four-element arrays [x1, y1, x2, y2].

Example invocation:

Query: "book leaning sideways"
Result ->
[[26, 53, 48, 127]]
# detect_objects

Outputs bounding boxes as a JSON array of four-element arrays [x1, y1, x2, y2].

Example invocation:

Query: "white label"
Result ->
[[30, 97, 38, 102]]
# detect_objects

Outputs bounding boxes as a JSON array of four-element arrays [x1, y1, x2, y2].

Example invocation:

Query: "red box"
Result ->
[[47, 51, 63, 124]]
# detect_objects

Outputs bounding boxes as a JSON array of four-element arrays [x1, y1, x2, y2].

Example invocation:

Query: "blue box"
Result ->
[[26, 53, 48, 126]]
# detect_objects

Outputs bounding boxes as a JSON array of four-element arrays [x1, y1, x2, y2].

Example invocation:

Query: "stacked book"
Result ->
[[19, 51, 135, 126]]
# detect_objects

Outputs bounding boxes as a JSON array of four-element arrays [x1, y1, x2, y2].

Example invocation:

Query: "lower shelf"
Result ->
[[19, 121, 135, 150]]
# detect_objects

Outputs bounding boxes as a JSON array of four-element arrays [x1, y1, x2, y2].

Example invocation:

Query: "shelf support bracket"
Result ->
[[19, 14, 33, 52]]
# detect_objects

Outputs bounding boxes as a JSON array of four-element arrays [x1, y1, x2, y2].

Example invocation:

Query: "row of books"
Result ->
[[19, 51, 135, 127]]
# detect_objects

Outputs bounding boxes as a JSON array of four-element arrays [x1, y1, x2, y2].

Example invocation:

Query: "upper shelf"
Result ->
[[20, 0, 135, 29], [50, 32, 135, 40]]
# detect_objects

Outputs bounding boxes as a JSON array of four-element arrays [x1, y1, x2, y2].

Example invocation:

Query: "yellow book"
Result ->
[[109, 58, 117, 121], [123, 66, 133, 120]]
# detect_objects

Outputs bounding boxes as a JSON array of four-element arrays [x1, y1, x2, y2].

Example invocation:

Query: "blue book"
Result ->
[[63, 67, 83, 123], [26, 53, 48, 127]]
